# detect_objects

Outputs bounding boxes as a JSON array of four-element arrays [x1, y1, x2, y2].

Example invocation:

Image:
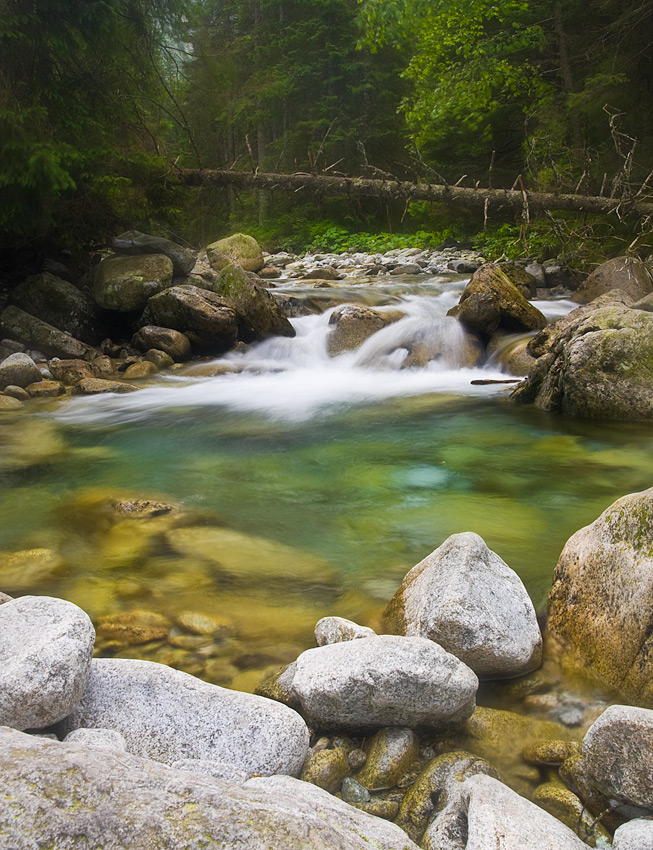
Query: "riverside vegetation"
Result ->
[[2, 231, 653, 847]]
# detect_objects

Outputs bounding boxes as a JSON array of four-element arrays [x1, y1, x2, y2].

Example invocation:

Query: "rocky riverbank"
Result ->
[[1, 230, 652, 421], [3, 487, 653, 847]]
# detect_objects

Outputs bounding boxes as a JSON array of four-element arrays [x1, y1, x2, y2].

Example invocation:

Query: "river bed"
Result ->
[[2, 272, 652, 705]]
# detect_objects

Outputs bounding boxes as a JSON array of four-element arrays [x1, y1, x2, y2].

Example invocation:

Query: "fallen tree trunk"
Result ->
[[179, 169, 653, 218]]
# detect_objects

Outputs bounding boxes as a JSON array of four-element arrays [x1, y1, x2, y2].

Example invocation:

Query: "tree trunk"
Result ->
[[179, 169, 653, 218]]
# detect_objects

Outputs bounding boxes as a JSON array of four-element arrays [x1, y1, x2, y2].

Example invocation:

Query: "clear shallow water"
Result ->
[[1, 276, 652, 703]]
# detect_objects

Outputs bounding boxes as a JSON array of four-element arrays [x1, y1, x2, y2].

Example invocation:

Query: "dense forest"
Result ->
[[1, 0, 652, 263]]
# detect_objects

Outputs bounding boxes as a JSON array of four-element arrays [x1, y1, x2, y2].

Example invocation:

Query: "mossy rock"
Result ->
[[547, 487, 653, 706], [93, 253, 173, 312], [206, 233, 264, 273]]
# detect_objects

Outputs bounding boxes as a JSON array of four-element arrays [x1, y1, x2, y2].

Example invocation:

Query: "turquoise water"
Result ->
[[1, 278, 653, 695]]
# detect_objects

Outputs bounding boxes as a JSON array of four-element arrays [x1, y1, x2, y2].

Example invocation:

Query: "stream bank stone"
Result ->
[[214, 262, 295, 341], [206, 233, 264, 272], [288, 635, 478, 730], [132, 325, 192, 360], [581, 705, 653, 809], [140, 285, 238, 353], [314, 616, 376, 645], [0, 306, 96, 359], [0, 353, 42, 389], [547, 487, 653, 706], [93, 254, 174, 312], [383, 532, 542, 679], [0, 728, 420, 850], [572, 256, 653, 304], [57, 658, 310, 777], [0, 596, 95, 730], [112, 230, 197, 276]]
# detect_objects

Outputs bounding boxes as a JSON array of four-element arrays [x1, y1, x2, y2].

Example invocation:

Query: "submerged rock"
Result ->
[[0, 728, 420, 850], [383, 532, 542, 679], [547, 487, 653, 705], [288, 635, 478, 730], [531, 782, 610, 846], [57, 658, 310, 777], [326, 305, 402, 356], [0, 596, 95, 730], [300, 746, 351, 793]]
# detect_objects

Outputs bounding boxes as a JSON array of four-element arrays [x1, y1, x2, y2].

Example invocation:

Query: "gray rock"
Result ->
[[72, 377, 138, 395], [573, 256, 653, 304], [390, 263, 421, 275], [612, 819, 653, 850], [0, 352, 42, 389], [314, 616, 376, 646], [245, 775, 419, 849], [289, 635, 478, 730], [64, 728, 127, 751], [341, 777, 371, 802], [172, 757, 250, 783], [58, 658, 309, 777], [547, 488, 653, 706], [0, 596, 95, 730], [10, 273, 104, 343], [132, 325, 192, 360], [0, 727, 419, 850], [112, 230, 197, 276], [582, 705, 653, 809], [383, 532, 542, 679], [0, 591, 14, 604], [422, 774, 588, 850], [94, 253, 174, 312], [0, 306, 96, 360], [141, 285, 238, 354]]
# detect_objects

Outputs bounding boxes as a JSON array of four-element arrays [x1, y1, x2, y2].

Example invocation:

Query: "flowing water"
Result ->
[[2, 272, 652, 709]]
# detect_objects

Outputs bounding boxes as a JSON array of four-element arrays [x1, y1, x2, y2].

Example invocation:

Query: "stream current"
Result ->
[[2, 271, 652, 708]]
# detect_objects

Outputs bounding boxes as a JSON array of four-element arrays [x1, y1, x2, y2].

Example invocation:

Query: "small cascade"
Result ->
[[53, 281, 565, 425]]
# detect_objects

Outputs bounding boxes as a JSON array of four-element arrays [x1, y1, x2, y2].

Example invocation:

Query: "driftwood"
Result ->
[[179, 169, 653, 218]]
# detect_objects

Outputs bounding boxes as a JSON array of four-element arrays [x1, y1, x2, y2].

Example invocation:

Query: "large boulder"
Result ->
[[287, 635, 478, 730], [93, 254, 173, 312], [447, 264, 547, 337], [581, 705, 653, 810], [0, 596, 95, 730], [132, 325, 192, 360], [141, 285, 238, 353], [214, 263, 295, 341], [112, 230, 197, 277], [573, 256, 653, 304], [57, 658, 309, 777], [0, 352, 42, 389], [547, 487, 653, 705], [326, 305, 402, 356], [512, 304, 653, 420], [383, 532, 542, 679], [422, 774, 588, 850], [10, 273, 104, 343], [206, 233, 264, 273], [0, 728, 420, 850], [0, 306, 96, 359]]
